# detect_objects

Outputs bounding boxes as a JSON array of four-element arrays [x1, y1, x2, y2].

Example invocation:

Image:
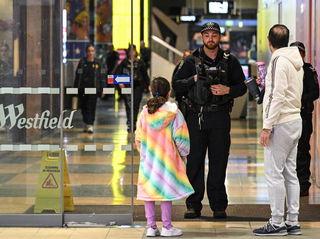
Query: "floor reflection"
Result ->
[[0, 97, 319, 214]]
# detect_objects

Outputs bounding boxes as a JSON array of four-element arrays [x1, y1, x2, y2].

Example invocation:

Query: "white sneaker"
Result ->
[[87, 125, 93, 133], [160, 227, 183, 237], [146, 227, 160, 237]]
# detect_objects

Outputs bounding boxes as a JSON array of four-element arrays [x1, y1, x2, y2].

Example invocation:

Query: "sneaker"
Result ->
[[160, 227, 183, 237], [286, 223, 302, 235], [253, 220, 288, 236], [146, 227, 160, 237], [213, 210, 227, 219], [184, 208, 201, 219], [87, 125, 93, 133]]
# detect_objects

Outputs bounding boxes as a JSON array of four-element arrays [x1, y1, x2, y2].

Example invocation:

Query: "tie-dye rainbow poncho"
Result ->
[[135, 101, 194, 201]]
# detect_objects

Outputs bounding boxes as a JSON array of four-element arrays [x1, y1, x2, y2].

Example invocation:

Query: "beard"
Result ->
[[204, 41, 219, 50]]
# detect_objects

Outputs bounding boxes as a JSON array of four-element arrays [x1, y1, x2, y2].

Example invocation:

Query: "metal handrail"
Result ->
[[151, 35, 183, 56], [151, 35, 183, 64]]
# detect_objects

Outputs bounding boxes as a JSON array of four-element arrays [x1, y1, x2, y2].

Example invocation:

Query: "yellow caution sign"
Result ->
[[34, 150, 74, 213], [63, 151, 74, 212], [42, 173, 58, 188]]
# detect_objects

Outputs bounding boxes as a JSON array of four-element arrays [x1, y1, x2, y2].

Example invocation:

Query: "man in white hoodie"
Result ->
[[253, 24, 303, 236]]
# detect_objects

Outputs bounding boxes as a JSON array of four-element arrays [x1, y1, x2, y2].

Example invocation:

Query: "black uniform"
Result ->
[[140, 47, 151, 70], [297, 62, 319, 193], [74, 58, 104, 125], [106, 50, 119, 74], [171, 59, 185, 103], [173, 47, 246, 213], [115, 57, 149, 131]]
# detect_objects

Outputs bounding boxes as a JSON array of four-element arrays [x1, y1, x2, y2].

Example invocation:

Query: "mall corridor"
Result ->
[[0, 0, 320, 238]]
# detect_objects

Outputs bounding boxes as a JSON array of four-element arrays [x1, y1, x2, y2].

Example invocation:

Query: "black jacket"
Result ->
[[74, 58, 104, 92], [106, 51, 119, 74], [173, 47, 247, 107], [115, 58, 150, 89], [301, 62, 319, 114]]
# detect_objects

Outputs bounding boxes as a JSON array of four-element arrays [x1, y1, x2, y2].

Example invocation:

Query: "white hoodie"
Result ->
[[263, 47, 304, 129]]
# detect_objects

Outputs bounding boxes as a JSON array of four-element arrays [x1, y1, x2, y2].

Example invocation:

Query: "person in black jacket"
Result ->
[[74, 44, 104, 133], [115, 44, 150, 132], [172, 22, 247, 219], [106, 44, 119, 75], [290, 41, 319, 196], [140, 41, 151, 71]]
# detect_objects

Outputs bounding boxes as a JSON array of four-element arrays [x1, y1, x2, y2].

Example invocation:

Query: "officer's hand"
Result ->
[[259, 129, 271, 147], [211, 84, 230, 95], [119, 84, 125, 88]]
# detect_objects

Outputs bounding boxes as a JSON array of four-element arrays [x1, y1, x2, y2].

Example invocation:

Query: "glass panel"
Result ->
[[62, 0, 134, 218], [0, 0, 62, 214]]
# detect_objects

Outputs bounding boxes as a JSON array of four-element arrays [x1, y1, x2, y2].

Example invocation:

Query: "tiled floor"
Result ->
[[0, 222, 320, 239]]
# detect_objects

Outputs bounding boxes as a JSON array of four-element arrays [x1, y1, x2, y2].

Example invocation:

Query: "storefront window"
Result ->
[[0, 0, 135, 226]]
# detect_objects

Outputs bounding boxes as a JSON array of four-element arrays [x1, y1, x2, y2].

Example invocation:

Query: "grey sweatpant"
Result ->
[[264, 119, 302, 225]]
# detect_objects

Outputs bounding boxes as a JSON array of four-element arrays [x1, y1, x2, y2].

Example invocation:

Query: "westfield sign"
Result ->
[[0, 104, 75, 129]]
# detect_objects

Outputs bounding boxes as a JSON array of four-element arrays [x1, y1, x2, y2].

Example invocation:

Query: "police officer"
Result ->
[[74, 44, 104, 133], [290, 41, 319, 197], [173, 22, 246, 219]]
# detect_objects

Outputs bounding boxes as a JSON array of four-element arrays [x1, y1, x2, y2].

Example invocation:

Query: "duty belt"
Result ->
[[180, 97, 231, 129], [181, 97, 230, 113], [190, 103, 231, 113]]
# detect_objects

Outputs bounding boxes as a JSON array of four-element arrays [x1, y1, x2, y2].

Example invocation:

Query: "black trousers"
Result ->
[[123, 85, 144, 130], [79, 94, 98, 125], [296, 113, 313, 192], [185, 110, 230, 212]]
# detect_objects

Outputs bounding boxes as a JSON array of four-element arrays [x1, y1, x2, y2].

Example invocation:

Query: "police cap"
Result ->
[[290, 41, 305, 52], [200, 22, 221, 34]]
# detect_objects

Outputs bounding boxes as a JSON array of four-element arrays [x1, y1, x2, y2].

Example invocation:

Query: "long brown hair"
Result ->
[[147, 77, 170, 114]]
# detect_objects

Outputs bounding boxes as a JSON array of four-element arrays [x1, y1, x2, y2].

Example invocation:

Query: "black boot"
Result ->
[[213, 210, 227, 219], [184, 208, 201, 219]]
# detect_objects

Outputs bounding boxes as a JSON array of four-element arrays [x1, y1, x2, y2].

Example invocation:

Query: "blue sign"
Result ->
[[107, 75, 131, 85]]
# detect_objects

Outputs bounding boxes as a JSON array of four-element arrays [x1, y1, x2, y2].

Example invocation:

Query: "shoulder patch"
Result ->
[[223, 51, 230, 60], [177, 60, 185, 71]]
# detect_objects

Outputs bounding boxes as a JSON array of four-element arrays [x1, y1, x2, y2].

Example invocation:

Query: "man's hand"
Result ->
[[260, 129, 271, 147], [211, 84, 230, 95]]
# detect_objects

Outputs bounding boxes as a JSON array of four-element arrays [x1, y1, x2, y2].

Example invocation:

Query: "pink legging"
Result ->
[[144, 201, 172, 229]]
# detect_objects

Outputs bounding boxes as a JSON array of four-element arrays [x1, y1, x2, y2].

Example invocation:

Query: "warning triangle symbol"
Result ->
[[42, 173, 58, 188]]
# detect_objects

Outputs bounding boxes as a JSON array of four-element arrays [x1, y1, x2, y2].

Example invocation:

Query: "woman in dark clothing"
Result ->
[[115, 45, 150, 132], [74, 44, 104, 133]]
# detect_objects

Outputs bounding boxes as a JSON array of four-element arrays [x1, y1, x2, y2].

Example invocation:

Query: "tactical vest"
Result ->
[[190, 49, 231, 106]]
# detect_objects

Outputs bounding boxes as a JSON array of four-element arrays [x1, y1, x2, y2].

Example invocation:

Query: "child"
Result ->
[[135, 77, 194, 237]]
